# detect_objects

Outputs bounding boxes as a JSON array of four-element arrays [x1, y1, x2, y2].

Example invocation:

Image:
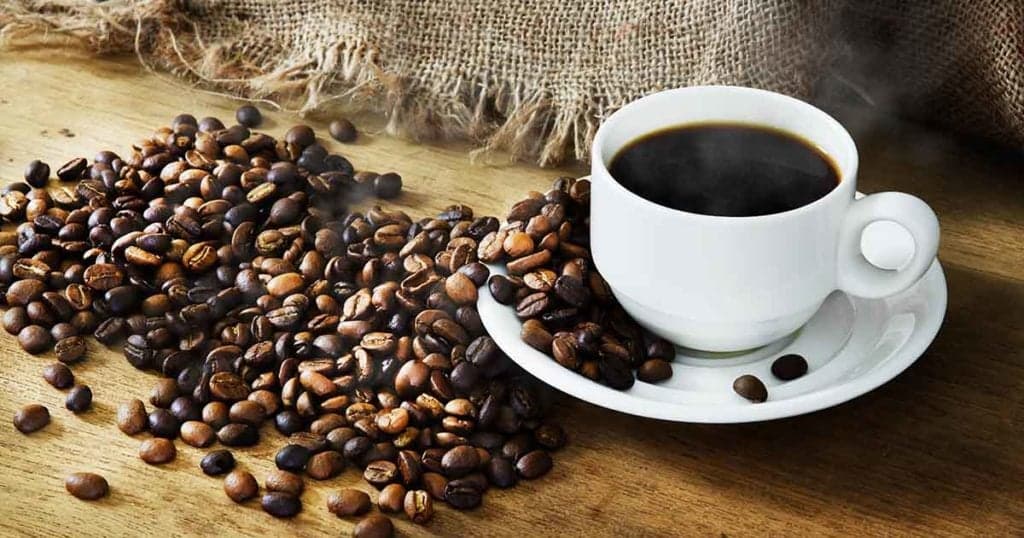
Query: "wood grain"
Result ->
[[1, 48, 1022, 537]]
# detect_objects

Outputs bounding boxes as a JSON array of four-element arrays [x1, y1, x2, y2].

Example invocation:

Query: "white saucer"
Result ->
[[478, 218, 947, 424]]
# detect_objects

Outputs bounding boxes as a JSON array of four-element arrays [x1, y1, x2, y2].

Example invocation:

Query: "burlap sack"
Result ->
[[1, 0, 1021, 165]]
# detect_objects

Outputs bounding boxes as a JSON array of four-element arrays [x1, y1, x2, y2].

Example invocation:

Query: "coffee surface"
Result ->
[[608, 123, 839, 216]]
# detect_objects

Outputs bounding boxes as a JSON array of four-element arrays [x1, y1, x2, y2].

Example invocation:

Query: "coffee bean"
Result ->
[[65, 472, 108, 500], [485, 457, 517, 488], [598, 356, 635, 390], [445, 477, 483, 509], [218, 423, 259, 446], [57, 157, 88, 182], [83, 263, 124, 291], [181, 421, 215, 447], [307, 450, 345, 480], [65, 385, 93, 413], [224, 470, 259, 502], [354, 514, 394, 538], [261, 492, 301, 518], [327, 488, 371, 516], [13, 403, 49, 433], [637, 358, 673, 383], [148, 409, 180, 438], [403, 489, 434, 524], [373, 173, 402, 199], [363, 460, 397, 487], [515, 292, 549, 319], [553, 275, 589, 307], [117, 399, 147, 435], [200, 449, 236, 476], [18, 324, 51, 354], [24, 160, 50, 188], [42, 362, 74, 389], [275, 444, 311, 472], [377, 483, 406, 513], [441, 445, 479, 478], [170, 396, 202, 422], [202, 401, 230, 429], [265, 469, 304, 496], [515, 450, 552, 479], [235, 105, 262, 127], [521, 319, 553, 351], [771, 354, 808, 380], [209, 372, 249, 401], [53, 338, 86, 362], [328, 119, 357, 143], [228, 400, 266, 426], [139, 437, 176, 464], [3, 306, 29, 335], [733, 374, 768, 403]]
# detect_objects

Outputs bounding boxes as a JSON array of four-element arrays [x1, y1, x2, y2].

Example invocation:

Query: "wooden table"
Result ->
[[1, 48, 1022, 537]]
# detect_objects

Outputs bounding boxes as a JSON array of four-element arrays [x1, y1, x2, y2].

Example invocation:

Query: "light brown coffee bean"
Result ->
[[265, 469, 304, 496], [139, 438, 177, 464], [13, 403, 49, 434], [180, 420, 215, 447], [377, 483, 406, 513], [65, 472, 109, 500], [116, 399, 148, 435], [224, 470, 259, 503], [403, 489, 434, 524], [326, 488, 371, 517], [306, 450, 345, 480]]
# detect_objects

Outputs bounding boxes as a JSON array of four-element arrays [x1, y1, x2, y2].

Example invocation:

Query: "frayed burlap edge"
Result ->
[[0, 0, 598, 166]]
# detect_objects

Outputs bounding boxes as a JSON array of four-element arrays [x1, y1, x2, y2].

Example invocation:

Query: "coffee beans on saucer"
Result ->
[[771, 354, 808, 380], [733, 374, 768, 403]]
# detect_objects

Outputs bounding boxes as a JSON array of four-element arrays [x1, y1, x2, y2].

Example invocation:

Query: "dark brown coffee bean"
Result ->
[[534, 423, 567, 450], [354, 514, 394, 538], [180, 421, 215, 447], [235, 105, 262, 127], [771, 354, 809, 380], [328, 118, 358, 143], [441, 445, 479, 478], [148, 409, 179, 438], [444, 477, 483, 509], [18, 324, 51, 354], [327, 488, 371, 516], [42, 362, 74, 389], [65, 472, 108, 500], [139, 437, 176, 464], [637, 358, 673, 383], [403, 489, 434, 524], [218, 423, 259, 446], [13, 403, 49, 433], [598, 355, 635, 390], [515, 449, 552, 479], [57, 157, 88, 182], [82, 263, 124, 291], [733, 374, 768, 403], [51, 336, 85, 364], [3, 306, 29, 335], [520, 319, 553, 352], [373, 173, 402, 199], [24, 160, 50, 188], [377, 483, 406, 513], [200, 449, 236, 476], [265, 469, 304, 496], [262, 492, 302, 518], [275, 444, 311, 472], [486, 457, 517, 488], [65, 385, 93, 413], [209, 372, 249, 401], [553, 274, 589, 307], [149, 379, 179, 408], [224, 470, 259, 502], [117, 399, 148, 435], [515, 292, 549, 319]]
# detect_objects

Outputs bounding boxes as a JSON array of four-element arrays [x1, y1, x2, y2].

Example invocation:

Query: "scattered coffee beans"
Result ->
[[265, 469, 304, 496], [13, 403, 50, 433], [326, 488, 371, 516], [200, 449, 236, 476], [262, 492, 302, 518], [65, 384, 93, 413], [733, 374, 768, 403], [771, 354, 808, 381], [354, 513, 394, 538], [65, 472, 109, 500], [224, 470, 259, 502], [235, 105, 263, 128], [329, 119, 358, 143], [139, 438, 177, 464], [180, 420, 216, 447], [42, 362, 74, 389], [117, 399, 148, 435]]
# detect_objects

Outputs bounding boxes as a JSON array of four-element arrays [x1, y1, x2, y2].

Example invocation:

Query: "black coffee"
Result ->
[[608, 123, 839, 217]]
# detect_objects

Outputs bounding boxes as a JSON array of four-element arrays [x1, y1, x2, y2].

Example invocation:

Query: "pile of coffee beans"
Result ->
[[2, 107, 563, 533], [483, 177, 675, 390]]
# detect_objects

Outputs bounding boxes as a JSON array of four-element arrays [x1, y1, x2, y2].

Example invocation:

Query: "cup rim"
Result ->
[[591, 85, 859, 223]]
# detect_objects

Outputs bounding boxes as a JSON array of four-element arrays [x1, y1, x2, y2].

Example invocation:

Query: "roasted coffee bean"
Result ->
[[3, 307, 29, 335], [445, 478, 483, 509], [403, 489, 434, 524], [169, 396, 202, 422], [598, 356, 635, 390], [139, 437, 177, 464], [13, 403, 49, 433], [262, 492, 302, 518], [149, 379, 179, 408], [515, 450, 552, 479], [209, 372, 250, 401], [117, 399, 148, 435], [275, 444, 311, 472], [224, 470, 259, 502], [328, 119, 358, 143], [377, 483, 406, 513], [515, 292, 549, 319], [235, 105, 262, 127], [637, 358, 673, 383], [354, 514, 394, 538], [181, 421, 216, 447], [373, 173, 402, 199], [24, 160, 50, 188], [65, 472, 109, 500], [733, 374, 768, 403], [486, 457, 517, 488], [441, 445, 479, 478], [306, 450, 345, 480], [200, 449, 237, 476], [327, 488, 372, 516], [148, 409, 180, 438], [18, 324, 51, 354], [363, 460, 398, 487], [65, 385, 93, 413], [228, 400, 265, 426], [265, 469, 304, 496], [771, 354, 808, 380], [218, 423, 259, 446], [203, 402, 231, 429], [42, 362, 74, 389], [534, 423, 567, 450]]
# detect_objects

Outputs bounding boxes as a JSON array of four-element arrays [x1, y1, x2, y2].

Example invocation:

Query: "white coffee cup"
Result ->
[[590, 86, 940, 352]]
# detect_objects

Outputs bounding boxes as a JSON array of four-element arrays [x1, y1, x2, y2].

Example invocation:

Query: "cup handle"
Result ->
[[837, 192, 940, 299]]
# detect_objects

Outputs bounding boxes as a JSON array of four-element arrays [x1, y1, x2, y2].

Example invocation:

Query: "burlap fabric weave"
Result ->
[[1, 0, 1021, 165]]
